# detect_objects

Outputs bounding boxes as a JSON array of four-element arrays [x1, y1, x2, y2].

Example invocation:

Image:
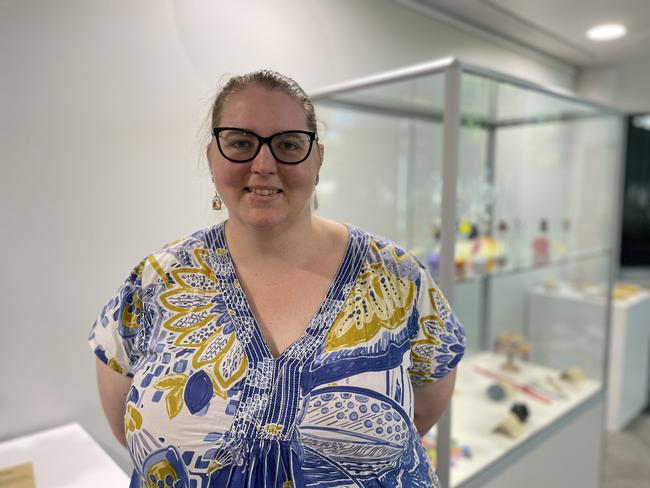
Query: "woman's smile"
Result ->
[[245, 186, 283, 196]]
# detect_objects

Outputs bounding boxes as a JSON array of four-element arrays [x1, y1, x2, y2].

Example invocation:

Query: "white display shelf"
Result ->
[[455, 248, 611, 285], [447, 352, 601, 487], [0, 423, 129, 487], [607, 289, 650, 430]]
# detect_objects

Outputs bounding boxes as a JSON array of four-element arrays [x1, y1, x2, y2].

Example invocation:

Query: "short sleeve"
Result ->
[[408, 265, 466, 386], [88, 258, 147, 377]]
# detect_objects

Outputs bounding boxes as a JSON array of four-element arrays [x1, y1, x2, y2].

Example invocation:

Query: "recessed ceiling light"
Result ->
[[586, 23, 627, 41]]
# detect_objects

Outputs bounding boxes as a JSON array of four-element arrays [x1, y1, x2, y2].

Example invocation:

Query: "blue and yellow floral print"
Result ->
[[89, 223, 465, 488]]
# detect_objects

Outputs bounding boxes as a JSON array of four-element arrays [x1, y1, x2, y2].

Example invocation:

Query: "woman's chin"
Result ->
[[237, 210, 289, 229], [227, 201, 311, 231]]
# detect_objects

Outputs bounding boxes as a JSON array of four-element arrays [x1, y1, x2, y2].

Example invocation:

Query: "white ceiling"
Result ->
[[397, 0, 650, 66]]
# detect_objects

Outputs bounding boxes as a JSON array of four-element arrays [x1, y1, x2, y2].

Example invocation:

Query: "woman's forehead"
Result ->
[[220, 86, 307, 129]]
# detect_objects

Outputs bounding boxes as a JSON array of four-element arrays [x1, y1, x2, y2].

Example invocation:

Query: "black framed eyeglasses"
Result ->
[[213, 127, 317, 164]]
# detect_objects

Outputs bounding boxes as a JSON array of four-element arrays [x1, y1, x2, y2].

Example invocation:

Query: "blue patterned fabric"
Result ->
[[89, 222, 466, 487]]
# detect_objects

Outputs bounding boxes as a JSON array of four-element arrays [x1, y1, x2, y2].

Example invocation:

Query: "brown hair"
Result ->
[[210, 70, 317, 134]]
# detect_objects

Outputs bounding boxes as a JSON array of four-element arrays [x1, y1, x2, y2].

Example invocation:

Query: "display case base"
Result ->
[[448, 352, 602, 487]]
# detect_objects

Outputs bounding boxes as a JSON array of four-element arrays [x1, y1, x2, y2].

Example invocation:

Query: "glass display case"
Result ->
[[311, 58, 625, 487]]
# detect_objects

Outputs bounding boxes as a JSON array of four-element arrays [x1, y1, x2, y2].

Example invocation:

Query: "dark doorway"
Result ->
[[621, 114, 650, 266]]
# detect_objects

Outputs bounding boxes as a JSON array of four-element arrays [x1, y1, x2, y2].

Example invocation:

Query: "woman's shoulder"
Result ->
[[136, 223, 223, 285], [155, 223, 219, 256], [345, 225, 425, 281], [352, 227, 421, 264]]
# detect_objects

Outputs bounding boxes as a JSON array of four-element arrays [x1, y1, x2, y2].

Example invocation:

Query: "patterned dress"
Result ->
[[89, 222, 466, 488]]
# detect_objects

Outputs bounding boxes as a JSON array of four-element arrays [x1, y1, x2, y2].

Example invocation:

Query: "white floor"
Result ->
[[603, 409, 650, 488]]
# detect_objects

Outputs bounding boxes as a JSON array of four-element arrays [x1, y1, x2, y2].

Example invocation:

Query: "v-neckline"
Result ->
[[214, 221, 361, 362]]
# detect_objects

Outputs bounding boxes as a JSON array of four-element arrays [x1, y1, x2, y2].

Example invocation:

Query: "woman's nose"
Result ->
[[250, 143, 278, 174]]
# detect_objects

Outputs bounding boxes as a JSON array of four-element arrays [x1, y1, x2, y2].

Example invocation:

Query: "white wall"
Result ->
[[577, 51, 650, 112], [0, 0, 576, 472]]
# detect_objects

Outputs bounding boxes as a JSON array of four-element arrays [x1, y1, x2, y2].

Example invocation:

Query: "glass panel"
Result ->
[[328, 72, 446, 117], [461, 73, 602, 124], [315, 73, 446, 255], [316, 104, 408, 243], [454, 279, 483, 354]]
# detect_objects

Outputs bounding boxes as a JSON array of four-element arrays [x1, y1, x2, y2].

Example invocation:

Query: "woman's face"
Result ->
[[208, 85, 322, 231]]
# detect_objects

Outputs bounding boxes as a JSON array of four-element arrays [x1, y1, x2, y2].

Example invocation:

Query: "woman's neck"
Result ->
[[224, 214, 322, 268]]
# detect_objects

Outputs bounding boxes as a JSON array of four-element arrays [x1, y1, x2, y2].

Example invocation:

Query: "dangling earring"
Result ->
[[212, 192, 222, 211]]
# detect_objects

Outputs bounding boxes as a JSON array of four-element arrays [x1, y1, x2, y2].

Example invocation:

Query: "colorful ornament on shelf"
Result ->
[[493, 412, 525, 439], [482, 236, 498, 273], [486, 383, 507, 401], [427, 223, 441, 281], [560, 366, 587, 384], [510, 402, 529, 423], [486, 382, 515, 402], [544, 376, 569, 398], [458, 217, 473, 237], [469, 223, 486, 275], [552, 217, 571, 258], [532, 218, 551, 266], [460, 445, 472, 459], [421, 430, 437, 465], [455, 217, 473, 281], [543, 277, 558, 290], [420, 433, 472, 467], [612, 282, 642, 301], [495, 220, 509, 269], [428, 252, 440, 282], [470, 228, 499, 275], [455, 258, 467, 282], [493, 331, 530, 372]]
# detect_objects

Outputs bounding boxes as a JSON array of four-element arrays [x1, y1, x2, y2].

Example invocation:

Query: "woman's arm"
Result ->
[[95, 357, 132, 447], [412, 369, 457, 436]]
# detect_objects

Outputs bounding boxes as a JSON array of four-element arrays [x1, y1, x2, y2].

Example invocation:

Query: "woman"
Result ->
[[90, 70, 465, 487]]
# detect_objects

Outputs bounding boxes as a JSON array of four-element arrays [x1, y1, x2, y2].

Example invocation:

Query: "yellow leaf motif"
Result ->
[[418, 312, 444, 344], [325, 261, 416, 351], [120, 260, 145, 332], [428, 286, 451, 320], [125, 404, 143, 432], [207, 333, 248, 395], [107, 358, 123, 374], [153, 373, 188, 420]]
